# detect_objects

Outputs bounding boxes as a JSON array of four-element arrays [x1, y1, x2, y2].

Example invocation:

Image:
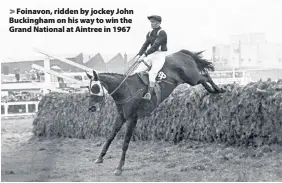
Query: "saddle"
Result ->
[[137, 71, 162, 106]]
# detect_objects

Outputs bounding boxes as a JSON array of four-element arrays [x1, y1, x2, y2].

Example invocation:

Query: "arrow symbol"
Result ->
[[10, 9, 15, 14]]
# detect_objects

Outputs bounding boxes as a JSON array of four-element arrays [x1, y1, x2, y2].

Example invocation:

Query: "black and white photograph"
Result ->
[[1, 0, 282, 181]]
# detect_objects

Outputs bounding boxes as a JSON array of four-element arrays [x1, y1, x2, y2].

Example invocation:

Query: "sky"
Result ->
[[1, 0, 282, 62]]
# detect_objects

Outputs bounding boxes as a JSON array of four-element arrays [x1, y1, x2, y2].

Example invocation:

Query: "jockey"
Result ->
[[134, 15, 167, 100]]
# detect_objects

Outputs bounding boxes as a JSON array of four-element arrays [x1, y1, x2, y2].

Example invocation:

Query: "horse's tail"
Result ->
[[179, 49, 215, 73]]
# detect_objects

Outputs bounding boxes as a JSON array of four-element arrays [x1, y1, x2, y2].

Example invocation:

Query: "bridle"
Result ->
[[88, 78, 107, 106]]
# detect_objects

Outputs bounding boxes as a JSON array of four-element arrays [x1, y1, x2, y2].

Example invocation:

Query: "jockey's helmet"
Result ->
[[147, 15, 162, 23]]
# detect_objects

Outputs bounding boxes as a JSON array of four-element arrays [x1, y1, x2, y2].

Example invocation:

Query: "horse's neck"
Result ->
[[99, 73, 122, 93]]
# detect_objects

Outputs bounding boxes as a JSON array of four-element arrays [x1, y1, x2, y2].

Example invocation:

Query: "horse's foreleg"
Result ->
[[114, 116, 138, 176], [95, 115, 125, 164], [203, 73, 226, 93]]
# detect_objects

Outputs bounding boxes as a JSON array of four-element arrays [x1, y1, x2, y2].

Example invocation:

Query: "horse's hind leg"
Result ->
[[201, 81, 216, 93], [198, 75, 216, 93], [114, 116, 138, 176], [202, 73, 225, 93], [180, 69, 215, 93], [95, 115, 125, 164]]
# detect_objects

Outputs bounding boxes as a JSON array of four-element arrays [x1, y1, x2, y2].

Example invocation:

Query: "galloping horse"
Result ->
[[86, 49, 225, 176]]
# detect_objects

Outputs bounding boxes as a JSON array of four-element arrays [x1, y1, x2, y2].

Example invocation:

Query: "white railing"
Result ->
[[1, 101, 39, 117], [1, 50, 95, 118], [212, 77, 251, 85], [210, 69, 252, 85]]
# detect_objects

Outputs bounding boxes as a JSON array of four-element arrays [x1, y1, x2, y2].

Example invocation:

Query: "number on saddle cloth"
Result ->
[[156, 71, 167, 82], [137, 70, 167, 86]]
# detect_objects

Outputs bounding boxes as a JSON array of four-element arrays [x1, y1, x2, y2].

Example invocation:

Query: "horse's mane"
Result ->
[[179, 49, 215, 73]]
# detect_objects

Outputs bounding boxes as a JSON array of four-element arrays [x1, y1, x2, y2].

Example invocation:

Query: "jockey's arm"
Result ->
[[144, 30, 167, 56], [137, 32, 150, 56]]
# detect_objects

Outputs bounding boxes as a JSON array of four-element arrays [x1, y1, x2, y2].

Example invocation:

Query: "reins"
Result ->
[[108, 59, 142, 96]]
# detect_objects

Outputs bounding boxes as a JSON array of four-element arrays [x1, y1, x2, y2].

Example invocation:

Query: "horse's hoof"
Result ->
[[114, 169, 122, 176], [94, 158, 103, 164], [220, 88, 226, 93]]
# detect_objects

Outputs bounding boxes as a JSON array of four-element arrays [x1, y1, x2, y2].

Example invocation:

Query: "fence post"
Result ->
[[4, 103, 8, 115], [35, 102, 38, 112], [25, 103, 28, 113]]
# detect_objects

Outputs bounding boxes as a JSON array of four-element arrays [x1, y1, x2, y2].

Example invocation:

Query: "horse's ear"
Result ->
[[85, 71, 92, 79], [93, 70, 98, 81]]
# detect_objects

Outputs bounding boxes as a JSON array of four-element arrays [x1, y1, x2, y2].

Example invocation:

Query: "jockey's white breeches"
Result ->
[[133, 51, 166, 82]]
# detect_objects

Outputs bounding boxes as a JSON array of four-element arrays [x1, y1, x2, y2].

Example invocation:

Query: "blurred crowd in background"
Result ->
[[1, 91, 43, 103], [2, 68, 45, 83], [1, 68, 45, 104]]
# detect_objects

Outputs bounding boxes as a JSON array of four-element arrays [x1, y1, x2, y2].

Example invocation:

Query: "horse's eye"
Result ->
[[91, 84, 101, 94]]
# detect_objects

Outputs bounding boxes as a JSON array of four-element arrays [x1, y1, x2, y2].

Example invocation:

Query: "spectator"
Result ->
[[1, 92, 44, 103], [40, 73, 45, 82], [39, 71, 45, 81], [36, 71, 40, 81], [30, 69, 36, 80], [15, 70, 20, 82], [25, 70, 30, 81]]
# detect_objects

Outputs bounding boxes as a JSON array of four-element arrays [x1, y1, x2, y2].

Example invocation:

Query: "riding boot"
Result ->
[[143, 82, 154, 100]]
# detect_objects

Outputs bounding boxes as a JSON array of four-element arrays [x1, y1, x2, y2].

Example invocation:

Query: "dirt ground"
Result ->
[[1, 118, 282, 182]]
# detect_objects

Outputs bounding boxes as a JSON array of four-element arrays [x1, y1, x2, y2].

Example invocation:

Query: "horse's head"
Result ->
[[86, 70, 106, 112]]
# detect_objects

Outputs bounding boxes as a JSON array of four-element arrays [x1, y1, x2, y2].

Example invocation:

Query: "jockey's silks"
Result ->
[[137, 27, 167, 56]]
